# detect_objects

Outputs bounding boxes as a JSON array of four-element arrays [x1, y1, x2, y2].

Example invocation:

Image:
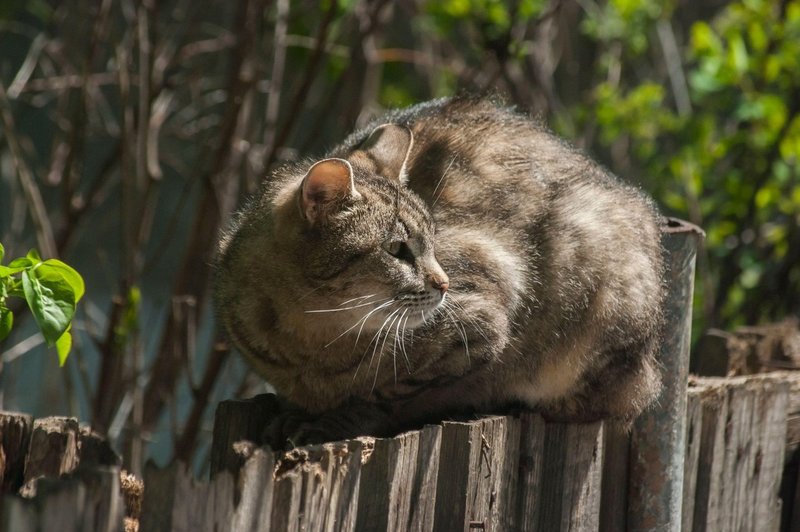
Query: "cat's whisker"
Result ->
[[296, 284, 328, 302], [306, 296, 391, 314], [399, 309, 412, 373], [351, 305, 399, 383], [338, 293, 378, 307], [431, 156, 456, 207], [328, 299, 397, 350], [441, 301, 470, 362], [351, 299, 397, 350], [375, 311, 402, 390], [367, 309, 402, 393], [391, 312, 404, 384], [446, 292, 491, 344]]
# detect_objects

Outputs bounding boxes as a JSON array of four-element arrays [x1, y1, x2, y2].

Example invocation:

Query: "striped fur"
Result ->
[[215, 97, 664, 439]]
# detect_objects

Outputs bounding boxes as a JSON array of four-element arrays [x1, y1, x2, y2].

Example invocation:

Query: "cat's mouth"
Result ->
[[394, 290, 446, 328]]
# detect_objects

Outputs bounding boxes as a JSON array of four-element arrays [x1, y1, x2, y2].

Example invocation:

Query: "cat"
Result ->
[[214, 96, 665, 446]]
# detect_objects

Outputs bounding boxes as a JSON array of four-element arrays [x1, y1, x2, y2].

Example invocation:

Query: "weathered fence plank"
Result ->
[[2, 466, 124, 532], [516, 412, 546, 532], [230, 447, 275, 532], [356, 431, 420, 531], [407, 424, 442, 531], [692, 381, 729, 531], [21, 416, 80, 496], [271, 440, 363, 532], [536, 421, 604, 531], [599, 423, 630, 532], [209, 393, 279, 478], [0, 412, 33, 494], [690, 375, 790, 532], [141, 461, 237, 532], [681, 385, 705, 532], [433, 415, 520, 532]]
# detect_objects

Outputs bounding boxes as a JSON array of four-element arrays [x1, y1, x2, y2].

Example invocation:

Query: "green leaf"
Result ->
[[0, 242, 4, 264], [7, 257, 32, 269], [0, 306, 12, 342], [26, 249, 42, 264], [38, 260, 85, 302], [55, 329, 72, 366], [21, 269, 76, 345]]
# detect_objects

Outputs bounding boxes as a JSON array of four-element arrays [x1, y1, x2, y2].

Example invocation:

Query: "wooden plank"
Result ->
[[271, 440, 363, 532], [432, 421, 474, 531], [599, 423, 629, 532], [2, 466, 124, 532], [21, 416, 80, 497], [142, 461, 239, 532], [407, 424, 442, 532], [356, 431, 419, 531], [433, 416, 520, 532], [78, 426, 121, 468], [691, 381, 729, 532], [0, 411, 33, 494], [209, 394, 280, 478], [230, 448, 275, 532], [681, 385, 705, 532], [516, 412, 546, 532], [537, 421, 604, 531], [744, 376, 788, 532]]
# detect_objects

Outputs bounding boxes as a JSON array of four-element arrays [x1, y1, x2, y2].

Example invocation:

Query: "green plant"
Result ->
[[0, 243, 84, 365]]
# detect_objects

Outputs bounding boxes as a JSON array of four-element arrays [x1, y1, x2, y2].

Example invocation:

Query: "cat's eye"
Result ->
[[382, 240, 404, 257]]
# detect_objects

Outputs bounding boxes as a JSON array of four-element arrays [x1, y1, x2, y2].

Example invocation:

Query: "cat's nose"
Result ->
[[429, 274, 449, 294]]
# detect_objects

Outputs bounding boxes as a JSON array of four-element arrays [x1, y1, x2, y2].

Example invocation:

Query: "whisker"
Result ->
[[306, 296, 391, 314], [352, 300, 396, 349], [374, 311, 401, 391], [328, 299, 396, 350], [399, 310, 412, 373], [338, 293, 378, 307], [365, 310, 401, 392], [432, 156, 456, 207], [442, 301, 470, 362], [296, 284, 328, 302], [447, 293, 491, 343], [351, 305, 399, 382]]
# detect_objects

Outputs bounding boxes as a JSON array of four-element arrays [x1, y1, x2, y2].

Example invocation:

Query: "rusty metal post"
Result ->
[[627, 218, 704, 532]]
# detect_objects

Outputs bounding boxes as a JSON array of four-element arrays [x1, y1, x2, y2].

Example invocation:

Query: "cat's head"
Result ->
[[284, 124, 449, 336]]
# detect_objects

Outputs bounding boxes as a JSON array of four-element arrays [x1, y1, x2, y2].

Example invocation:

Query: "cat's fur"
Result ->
[[215, 97, 664, 444]]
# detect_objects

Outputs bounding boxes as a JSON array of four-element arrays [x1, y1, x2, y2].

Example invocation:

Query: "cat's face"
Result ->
[[293, 128, 448, 340]]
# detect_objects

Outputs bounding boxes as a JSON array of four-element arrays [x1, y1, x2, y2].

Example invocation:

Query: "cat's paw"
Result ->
[[263, 398, 395, 450]]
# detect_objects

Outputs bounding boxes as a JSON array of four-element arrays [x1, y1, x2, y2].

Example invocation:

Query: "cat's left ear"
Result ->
[[360, 124, 414, 183], [299, 158, 361, 225]]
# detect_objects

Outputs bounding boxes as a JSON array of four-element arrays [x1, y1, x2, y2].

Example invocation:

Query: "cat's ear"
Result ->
[[299, 158, 361, 224], [360, 124, 414, 183]]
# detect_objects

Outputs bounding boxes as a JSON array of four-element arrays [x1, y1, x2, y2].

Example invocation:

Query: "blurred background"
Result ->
[[0, 0, 798, 474]]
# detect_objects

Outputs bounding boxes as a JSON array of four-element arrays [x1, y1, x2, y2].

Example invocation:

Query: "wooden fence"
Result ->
[[3, 371, 800, 531]]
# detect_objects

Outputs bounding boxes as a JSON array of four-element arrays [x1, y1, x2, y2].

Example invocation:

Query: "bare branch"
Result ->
[[0, 81, 58, 258]]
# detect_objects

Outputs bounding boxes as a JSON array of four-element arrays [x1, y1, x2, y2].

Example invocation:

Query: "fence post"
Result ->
[[627, 217, 703, 531]]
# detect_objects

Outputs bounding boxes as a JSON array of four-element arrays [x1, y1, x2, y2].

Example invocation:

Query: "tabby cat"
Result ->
[[215, 97, 664, 445]]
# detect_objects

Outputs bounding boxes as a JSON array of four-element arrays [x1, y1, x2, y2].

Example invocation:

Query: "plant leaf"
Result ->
[[0, 306, 12, 342], [55, 329, 72, 366], [26, 249, 42, 264], [22, 269, 75, 345], [38, 260, 85, 302], [0, 242, 4, 264], [8, 257, 32, 269]]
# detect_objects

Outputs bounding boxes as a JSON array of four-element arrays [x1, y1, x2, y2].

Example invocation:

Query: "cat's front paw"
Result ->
[[263, 398, 394, 450]]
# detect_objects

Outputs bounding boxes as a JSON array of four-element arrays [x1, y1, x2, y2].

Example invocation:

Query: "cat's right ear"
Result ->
[[299, 158, 361, 225], [359, 124, 414, 183]]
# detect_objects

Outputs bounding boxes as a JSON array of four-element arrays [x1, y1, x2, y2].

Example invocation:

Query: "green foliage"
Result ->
[[0, 243, 84, 365], [584, 0, 800, 328]]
